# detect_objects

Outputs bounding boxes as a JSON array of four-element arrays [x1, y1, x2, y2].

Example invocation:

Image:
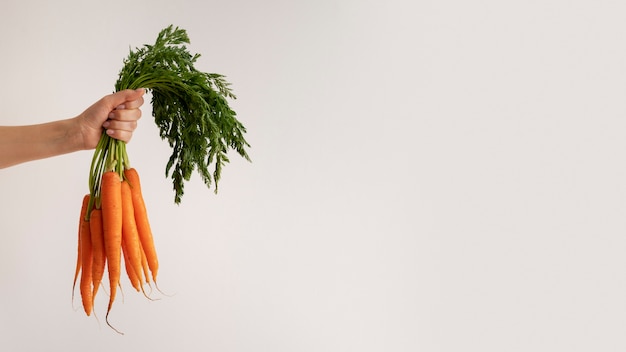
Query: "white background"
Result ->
[[1, 0, 625, 351]]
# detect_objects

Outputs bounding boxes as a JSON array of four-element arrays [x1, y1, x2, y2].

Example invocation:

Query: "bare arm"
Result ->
[[0, 89, 145, 169]]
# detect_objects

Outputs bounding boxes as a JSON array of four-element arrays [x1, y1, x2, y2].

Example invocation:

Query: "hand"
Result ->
[[77, 88, 146, 149]]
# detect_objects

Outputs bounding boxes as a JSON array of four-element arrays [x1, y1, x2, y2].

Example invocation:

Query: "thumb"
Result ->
[[104, 88, 146, 109]]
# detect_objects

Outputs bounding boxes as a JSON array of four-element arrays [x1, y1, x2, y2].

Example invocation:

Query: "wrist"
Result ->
[[58, 117, 85, 152]]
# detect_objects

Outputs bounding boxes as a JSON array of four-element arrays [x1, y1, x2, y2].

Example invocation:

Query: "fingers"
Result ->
[[104, 107, 142, 143], [104, 90, 145, 143], [104, 88, 146, 110], [111, 100, 144, 119], [103, 117, 139, 143], [104, 126, 135, 143], [115, 94, 145, 111]]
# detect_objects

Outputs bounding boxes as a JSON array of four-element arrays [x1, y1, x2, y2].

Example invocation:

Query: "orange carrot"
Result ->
[[121, 180, 144, 289], [101, 171, 123, 331], [89, 207, 106, 305], [79, 203, 93, 316], [72, 194, 89, 306], [124, 168, 159, 282], [121, 240, 141, 292], [140, 244, 151, 287]]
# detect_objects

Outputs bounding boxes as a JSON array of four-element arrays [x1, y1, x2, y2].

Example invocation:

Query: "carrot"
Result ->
[[72, 194, 90, 307], [140, 244, 151, 287], [121, 240, 141, 292], [101, 170, 123, 332], [89, 207, 106, 305], [79, 203, 93, 316], [124, 168, 159, 282], [121, 180, 144, 289]]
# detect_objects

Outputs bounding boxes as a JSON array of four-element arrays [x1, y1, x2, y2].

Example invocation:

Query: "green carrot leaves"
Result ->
[[113, 25, 250, 204]]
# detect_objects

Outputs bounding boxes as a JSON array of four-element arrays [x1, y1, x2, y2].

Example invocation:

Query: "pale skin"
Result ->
[[0, 88, 145, 169]]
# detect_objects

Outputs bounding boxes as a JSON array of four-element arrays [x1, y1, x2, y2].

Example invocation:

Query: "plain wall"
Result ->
[[1, 0, 626, 351]]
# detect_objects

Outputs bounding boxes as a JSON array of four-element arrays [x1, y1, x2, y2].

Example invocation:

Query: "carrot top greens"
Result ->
[[90, 25, 250, 205]]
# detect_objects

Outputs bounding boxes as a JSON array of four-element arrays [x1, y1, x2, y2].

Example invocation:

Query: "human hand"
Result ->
[[77, 88, 145, 149]]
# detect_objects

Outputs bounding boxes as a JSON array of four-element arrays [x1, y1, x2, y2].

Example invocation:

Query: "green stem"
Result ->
[[86, 133, 111, 218], [117, 140, 124, 179], [107, 138, 117, 172], [121, 142, 131, 172]]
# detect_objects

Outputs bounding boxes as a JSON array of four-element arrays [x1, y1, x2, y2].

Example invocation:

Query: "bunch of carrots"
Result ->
[[72, 97, 165, 335], [73, 164, 160, 334]]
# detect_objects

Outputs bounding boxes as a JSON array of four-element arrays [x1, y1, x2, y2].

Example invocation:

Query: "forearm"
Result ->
[[0, 117, 84, 169]]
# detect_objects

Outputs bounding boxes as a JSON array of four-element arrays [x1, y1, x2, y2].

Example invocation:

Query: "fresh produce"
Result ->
[[120, 179, 144, 292], [79, 211, 93, 316], [124, 167, 159, 283], [89, 207, 106, 307], [100, 170, 123, 330], [71, 195, 89, 306], [72, 25, 250, 334]]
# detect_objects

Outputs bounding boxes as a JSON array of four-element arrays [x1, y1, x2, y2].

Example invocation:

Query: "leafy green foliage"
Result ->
[[114, 25, 250, 204]]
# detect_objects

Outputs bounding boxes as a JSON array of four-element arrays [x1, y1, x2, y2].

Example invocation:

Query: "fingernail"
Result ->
[[116, 104, 126, 110], [103, 121, 110, 128], [106, 129, 114, 136], [107, 112, 114, 119]]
